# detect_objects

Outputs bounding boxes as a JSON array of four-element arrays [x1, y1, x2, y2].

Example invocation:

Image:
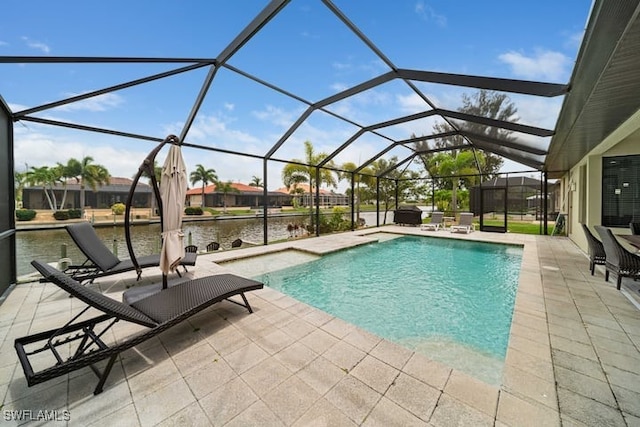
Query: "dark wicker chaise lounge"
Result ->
[[15, 260, 263, 395], [594, 225, 640, 289], [64, 222, 197, 283], [580, 223, 606, 275]]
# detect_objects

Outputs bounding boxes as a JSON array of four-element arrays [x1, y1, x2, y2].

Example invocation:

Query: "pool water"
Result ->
[[254, 235, 523, 384]]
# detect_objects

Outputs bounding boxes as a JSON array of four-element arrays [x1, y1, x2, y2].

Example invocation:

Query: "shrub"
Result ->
[[53, 210, 70, 221], [111, 203, 126, 215], [68, 209, 82, 219], [185, 206, 203, 216], [15, 209, 37, 221]]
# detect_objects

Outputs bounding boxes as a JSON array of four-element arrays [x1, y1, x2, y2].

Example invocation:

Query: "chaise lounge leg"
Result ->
[[93, 354, 118, 395], [616, 275, 622, 290], [605, 270, 609, 282], [241, 293, 253, 313]]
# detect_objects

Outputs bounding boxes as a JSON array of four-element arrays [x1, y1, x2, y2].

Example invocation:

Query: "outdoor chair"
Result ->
[[630, 222, 640, 235], [64, 222, 197, 284], [581, 223, 606, 275], [420, 212, 444, 231], [231, 238, 243, 248], [450, 212, 476, 234], [184, 244, 198, 253], [206, 241, 220, 251], [15, 260, 263, 395], [594, 225, 640, 289]]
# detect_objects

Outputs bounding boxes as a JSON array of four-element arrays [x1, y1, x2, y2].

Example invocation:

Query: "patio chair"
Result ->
[[206, 241, 220, 251], [594, 225, 640, 289], [630, 222, 640, 235], [581, 223, 606, 275], [420, 212, 444, 231], [231, 238, 243, 248], [64, 222, 197, 284], [184, 244, 198, 253], [15, 260, 263, 395], [450, 213, 476, 234]]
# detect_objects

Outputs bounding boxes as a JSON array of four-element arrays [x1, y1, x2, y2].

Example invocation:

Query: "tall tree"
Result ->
[[66, 156, 110, 217], [25, 166, 59, 211], [216, 181, 240, 213], [56, 160, 82, 210], [365, 157, 420, 223], [281, 141, 337, 225], [416, 89, 517, 179], [427, 150, 483, 213], [340, 161, 374, 224], [249, 176, 263, 187], [189, 164, 218, 208], [14, 170, 27, 206]]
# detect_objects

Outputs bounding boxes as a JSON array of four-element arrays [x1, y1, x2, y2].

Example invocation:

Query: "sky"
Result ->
[[1, 0, 594, 191]]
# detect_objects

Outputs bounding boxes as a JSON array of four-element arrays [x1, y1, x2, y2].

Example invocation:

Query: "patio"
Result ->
[[1, 227, 639, 426]]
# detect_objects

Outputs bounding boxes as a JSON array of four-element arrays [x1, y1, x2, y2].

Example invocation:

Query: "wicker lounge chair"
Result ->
[[581, 223, 606, 275], [420, 212, 444, 231], [15, 260, 263, 395], [630, 222, 640, 235], [450, 212, 476, 234], [64, 222, 197, 284], [206, 241, 220, 251], [594, 225, 640, 289]]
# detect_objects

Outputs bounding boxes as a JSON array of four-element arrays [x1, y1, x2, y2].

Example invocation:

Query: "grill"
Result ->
[[393, 205, 423, 226]]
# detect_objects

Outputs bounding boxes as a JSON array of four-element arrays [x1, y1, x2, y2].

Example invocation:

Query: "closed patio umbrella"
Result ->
[[159, 141, 188, 288]]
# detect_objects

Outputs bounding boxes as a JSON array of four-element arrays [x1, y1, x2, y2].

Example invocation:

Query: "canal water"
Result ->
[[16, 212, 392, 277]]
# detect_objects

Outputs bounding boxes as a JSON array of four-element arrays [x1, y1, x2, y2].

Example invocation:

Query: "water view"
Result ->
[[16, 212, 392, 277]]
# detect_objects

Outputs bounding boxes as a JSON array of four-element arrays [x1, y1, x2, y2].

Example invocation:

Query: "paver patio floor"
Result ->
[[1, 227, 639, 426]]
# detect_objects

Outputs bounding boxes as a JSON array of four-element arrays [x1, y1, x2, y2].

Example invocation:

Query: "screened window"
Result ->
[[602, 155, 640, 227]]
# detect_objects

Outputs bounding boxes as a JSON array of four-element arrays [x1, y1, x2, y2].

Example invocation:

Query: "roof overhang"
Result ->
[[545, 0, 640, 178]]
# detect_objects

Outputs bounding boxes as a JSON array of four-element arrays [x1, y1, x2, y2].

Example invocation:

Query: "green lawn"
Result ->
[[479, 219, 556, 235]]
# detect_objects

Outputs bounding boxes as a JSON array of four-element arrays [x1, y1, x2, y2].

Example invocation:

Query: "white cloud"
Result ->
[[55, 92, 124, 112], [14, 130, 145, 179], [252, 105, 296, 128], [0, 41, 8, 47], [415, 1, 447, 27], [224, 103, 235, 111], [21, 36, 50, 54], [498, 49, 571, 81]]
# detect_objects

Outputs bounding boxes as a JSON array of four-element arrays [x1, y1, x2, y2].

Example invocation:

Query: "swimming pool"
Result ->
[[253, 235, 523, 384]]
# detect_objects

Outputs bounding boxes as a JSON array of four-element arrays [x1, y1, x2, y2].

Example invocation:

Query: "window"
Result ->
[[602, 155, 640, 227]]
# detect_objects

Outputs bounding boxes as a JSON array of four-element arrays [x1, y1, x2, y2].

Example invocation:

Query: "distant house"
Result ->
[[22, 177, 152, 210], [185, 182, 292, 208], [275, 184, 348, 207]]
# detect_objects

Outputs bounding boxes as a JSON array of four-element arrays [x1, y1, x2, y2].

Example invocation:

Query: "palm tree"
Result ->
[[216, 181, 240, 213], [428, 150, 482, 213], [281, 141, 337, 224], [56, 160, 82, 210], [14, 170, 28, 207], [65, 157, 110, 217], [189, 164, 218, 208], [25, 166, 59, 211], [340, 161, 374, 224], [249, 175, 263, 187]]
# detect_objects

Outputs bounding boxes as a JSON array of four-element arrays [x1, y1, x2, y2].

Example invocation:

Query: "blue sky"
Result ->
[[1, 0, 593, 190]]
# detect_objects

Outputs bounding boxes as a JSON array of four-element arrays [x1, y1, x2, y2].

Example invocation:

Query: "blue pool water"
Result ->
[[255, 235, 522, 368]]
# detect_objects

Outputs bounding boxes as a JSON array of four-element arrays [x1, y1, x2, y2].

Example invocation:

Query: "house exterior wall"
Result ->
[[564, 110, 640, 253]]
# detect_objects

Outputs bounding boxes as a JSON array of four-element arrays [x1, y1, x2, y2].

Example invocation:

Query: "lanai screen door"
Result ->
[[479, 187, 507, 233]]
